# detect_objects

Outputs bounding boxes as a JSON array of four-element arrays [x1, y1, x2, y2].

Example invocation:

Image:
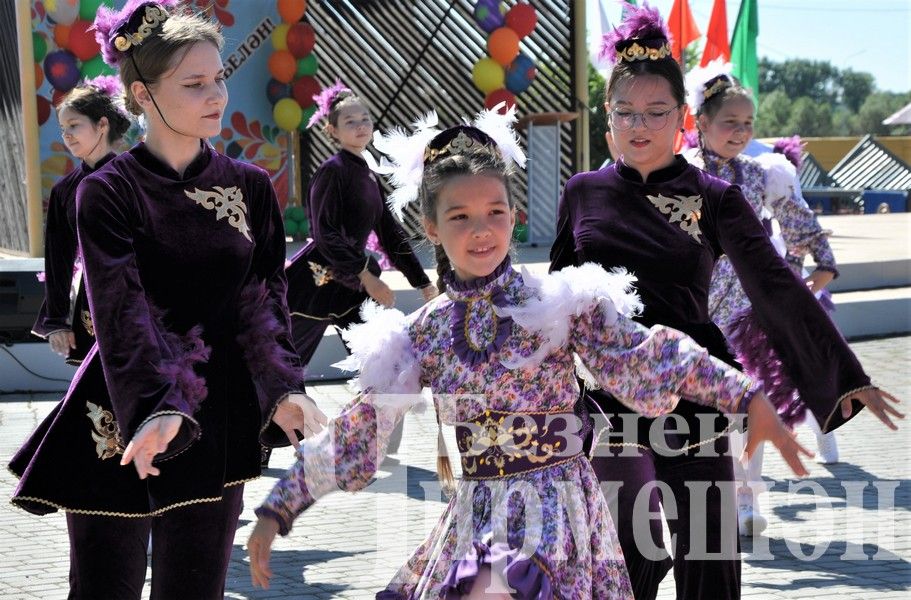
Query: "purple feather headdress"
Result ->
[[773, 135, 805, 169], [306, 80, 352, 129], [82, 75, 132, 121], [599, 3, 673, 66], [93, 0, 181, 67]]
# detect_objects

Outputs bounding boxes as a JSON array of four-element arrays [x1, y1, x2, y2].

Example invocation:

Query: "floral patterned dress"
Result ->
[[256, 259, 756, 599], [687, 149, 838, 327]]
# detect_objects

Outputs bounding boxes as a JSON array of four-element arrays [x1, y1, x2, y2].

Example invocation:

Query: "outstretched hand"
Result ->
[[248, 516, 280, 589], [120, 414, 183, 479], [841, 387, 903, 430], [272, 393, 328, 449], [744, 392, 814, 478]]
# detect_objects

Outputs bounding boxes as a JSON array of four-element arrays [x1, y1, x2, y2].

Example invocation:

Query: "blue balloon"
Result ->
[[44, 50, 81, 93], [473, 0, 504, 34], [266, 78, 292, 106], [505, 54, 536, 95]]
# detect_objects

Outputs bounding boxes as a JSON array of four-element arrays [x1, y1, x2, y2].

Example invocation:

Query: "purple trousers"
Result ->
[[65, 484, 244, 600], [589, 400, 741, 600]]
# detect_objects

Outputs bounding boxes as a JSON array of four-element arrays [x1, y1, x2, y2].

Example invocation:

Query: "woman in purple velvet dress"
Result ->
[[549, 6, 903, 600], [32, 77, 131, 365], [9, 2, 325, 598], [285, 83, 438, 368], [245, 108, 811, 599]]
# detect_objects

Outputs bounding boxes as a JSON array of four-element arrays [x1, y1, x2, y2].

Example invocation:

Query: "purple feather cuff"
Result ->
[[723, 307, 805, 427], [236, 280, 304, 391], [153, 315, 212, 416]]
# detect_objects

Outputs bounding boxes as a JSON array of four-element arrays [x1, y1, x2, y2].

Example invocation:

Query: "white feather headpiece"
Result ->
[[372, 103, 526, 218], [686, 58, 734, 115]]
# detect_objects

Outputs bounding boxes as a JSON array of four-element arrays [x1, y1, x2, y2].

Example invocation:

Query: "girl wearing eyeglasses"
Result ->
[[549, 5, 902, 600]]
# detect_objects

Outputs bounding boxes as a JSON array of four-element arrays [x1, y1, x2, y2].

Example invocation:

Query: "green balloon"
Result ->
[[284, 219, 300, 236], [298, 218, 310, 237], [298, 104, 318, 131], [32, 33, 47, 62], [289, 206, 307, 222], [296, 54, 318, 77], [80, 54, 114, 79], [79, 0, 112, 22]]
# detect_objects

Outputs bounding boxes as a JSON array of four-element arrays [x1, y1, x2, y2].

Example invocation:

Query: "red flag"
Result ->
[[700, 0, 731, 66], [667, 0, 701, 62]]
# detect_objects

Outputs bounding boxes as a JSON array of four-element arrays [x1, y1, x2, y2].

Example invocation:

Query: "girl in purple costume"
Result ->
[[246, 106, 810, 599], [10, 2, 326, 597], [550, 5, 902, 599], [32, 77, 132, 365]]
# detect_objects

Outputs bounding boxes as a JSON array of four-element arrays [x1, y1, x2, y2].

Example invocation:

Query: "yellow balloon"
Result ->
[[274, 98, 303, 131], [271, 24, 290, 51], [472, 58, 505, 95]]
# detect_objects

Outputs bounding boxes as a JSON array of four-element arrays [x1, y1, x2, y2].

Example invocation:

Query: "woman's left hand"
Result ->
[[272, 393, 328, 448], [744, 391, 814, 477], [420, 284, 439, 302], [841, 387, 904, 430], [248, 516, 280, 589]]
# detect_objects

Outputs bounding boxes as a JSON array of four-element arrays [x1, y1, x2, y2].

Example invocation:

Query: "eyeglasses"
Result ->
[[607, 104, 682, 131]]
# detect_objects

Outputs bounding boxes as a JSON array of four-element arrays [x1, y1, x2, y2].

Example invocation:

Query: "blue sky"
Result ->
[[587, 0, 911, 93]]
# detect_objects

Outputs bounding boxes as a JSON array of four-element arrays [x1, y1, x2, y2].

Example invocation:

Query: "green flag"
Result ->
[[730, 0, 759, 105]]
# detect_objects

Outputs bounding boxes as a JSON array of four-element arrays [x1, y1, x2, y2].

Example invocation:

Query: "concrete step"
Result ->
[[829, 286, 911, 339]]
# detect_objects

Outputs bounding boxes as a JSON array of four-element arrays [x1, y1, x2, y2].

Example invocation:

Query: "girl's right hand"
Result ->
[[48, 330, 75, 357], [362, 273, 395, 308], [248, 516, 280, 589]]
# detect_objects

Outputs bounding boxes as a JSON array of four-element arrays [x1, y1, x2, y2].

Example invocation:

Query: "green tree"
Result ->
[[786, 96, 833, 137], [840, 70, 875, 113], [852, 91, 911, 136], [588, 64, 610, 169], [755, 89, 792, 137]]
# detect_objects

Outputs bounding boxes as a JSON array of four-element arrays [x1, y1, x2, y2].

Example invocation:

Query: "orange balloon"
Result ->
[[35, 62, 44, 88], [54, 24, 72, 50], [268, 50, 297, 84], [277, 0, 307, 23], [488, 27, 520, 66]]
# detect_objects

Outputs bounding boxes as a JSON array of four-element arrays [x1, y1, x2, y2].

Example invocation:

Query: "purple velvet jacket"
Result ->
[[32, 154, 114, 342], [551, 157, 870, 433], [10, 142, 302, 516], [286, 149, 429, 320]]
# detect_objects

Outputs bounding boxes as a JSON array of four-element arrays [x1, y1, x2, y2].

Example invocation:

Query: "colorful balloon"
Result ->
[[32, 32, 48, 62], [288, 206, 307, 222], [484, 88, 516, 113], [277, 0, 307, 24], [273, 97, 303, 131], [488, 27, 520, 66], [271, 23, 289, 50], [44, 50, 80, 93], [473, 0, 504, 34], [296, 53, 318, 77], [36, 94, 51, 126], [266, 78, 291, 105], [283, 219, 300, 236], [80, 54, 114, 79], [505, 53, 536, 94], [286, 22, 315, 58], [53, 23, 71, 50], [35, 62, 45, 89], [472, 58, 505, 95], [268, 50, 297, 83], [46, 0, 79, 26], [68, 20, 101, 61], [79, 0, 112, 22], [291, 76, 320, 108], [505, 3, 537, 39]]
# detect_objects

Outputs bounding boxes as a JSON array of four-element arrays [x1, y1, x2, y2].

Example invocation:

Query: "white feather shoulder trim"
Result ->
[[754, 152, 797, 204], [498, 263, 642, 369], [333, 301, 422, 395]]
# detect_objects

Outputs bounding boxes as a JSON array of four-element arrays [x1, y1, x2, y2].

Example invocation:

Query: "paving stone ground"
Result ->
[[1, 336, 908, 599]]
